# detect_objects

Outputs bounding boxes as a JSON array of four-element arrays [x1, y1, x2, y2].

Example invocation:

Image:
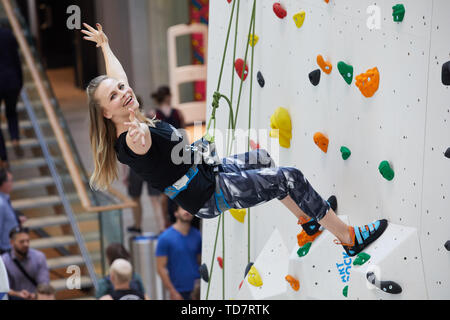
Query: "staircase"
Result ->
[[1, 0, 128, 300]]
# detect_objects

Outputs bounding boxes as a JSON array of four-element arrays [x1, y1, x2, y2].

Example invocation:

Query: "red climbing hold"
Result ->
[[227, 0, 232, 3], [250, 139, 260, 150], [273, 3, 287, 19], [217, 257, 223, 269], [235, 59, 249, 81], [239, 280, 244, 290]]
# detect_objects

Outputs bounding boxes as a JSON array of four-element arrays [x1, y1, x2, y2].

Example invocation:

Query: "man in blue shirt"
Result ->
[[156, 203, 201, 300], [0, 169, 19, 254]]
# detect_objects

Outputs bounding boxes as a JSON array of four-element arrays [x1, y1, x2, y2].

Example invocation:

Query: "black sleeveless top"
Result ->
[[114, 121, 215, 215]]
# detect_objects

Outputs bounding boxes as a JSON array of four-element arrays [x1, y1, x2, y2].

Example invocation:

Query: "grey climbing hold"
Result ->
[[445, 240, 450, 251], [442, 61, 450, 85], [366, 271, 402, 294], [309, 69, 321, 86], [257, 71, 265, 88], [445, 147, 450, 159], [199, 263, 209, 283]]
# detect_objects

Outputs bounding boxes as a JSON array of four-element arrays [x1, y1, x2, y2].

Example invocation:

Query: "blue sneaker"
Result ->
[[334, 219, 388, 257]]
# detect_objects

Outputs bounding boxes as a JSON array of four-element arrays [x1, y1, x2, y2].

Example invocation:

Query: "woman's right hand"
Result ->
[[81, 23, 109, 48], [125, 108, 147, 147]]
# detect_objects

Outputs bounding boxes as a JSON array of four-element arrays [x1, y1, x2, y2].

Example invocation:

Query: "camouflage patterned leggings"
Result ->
[[195, 149, 330, 221]]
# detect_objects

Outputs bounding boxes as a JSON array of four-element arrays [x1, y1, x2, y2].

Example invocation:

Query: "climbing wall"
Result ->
[[201, 0, 450, 300]]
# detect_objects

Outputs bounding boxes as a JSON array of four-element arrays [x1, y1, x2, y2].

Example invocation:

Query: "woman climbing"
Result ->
[[82, 23, 388, 257]]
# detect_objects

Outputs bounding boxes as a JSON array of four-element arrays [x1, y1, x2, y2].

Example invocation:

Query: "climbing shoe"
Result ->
[[334, 219, 388, 257]]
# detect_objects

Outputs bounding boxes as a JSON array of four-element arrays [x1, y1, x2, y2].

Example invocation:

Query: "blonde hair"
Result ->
[[110, 258, 133, 284], [87, 75, 157, 190]]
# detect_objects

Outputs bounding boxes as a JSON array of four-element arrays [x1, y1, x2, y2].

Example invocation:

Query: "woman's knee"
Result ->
[[278, 167, 305, 187]]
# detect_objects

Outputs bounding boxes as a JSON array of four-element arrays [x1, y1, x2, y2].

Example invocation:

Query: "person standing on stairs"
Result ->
[[0, 21, 24, 169], [0, 168, 26, 255], [82, 23, 388, 260]]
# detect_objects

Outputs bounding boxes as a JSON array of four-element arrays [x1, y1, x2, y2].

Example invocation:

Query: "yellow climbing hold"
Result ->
[[293, 11, 306, 28], [269, 107, 292, 148], [249, 34, 259, 47], [229, 209, 247, 223], [247, 266, 263, 287]]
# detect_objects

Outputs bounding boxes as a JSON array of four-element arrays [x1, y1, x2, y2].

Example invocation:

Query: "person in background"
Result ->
[[0, 168, 26, 255], [156, 203, 201, 300], [1, 227, 49, 300], [100, 259, 148, 300], [0, 255, 9, 300], [0, 19, 24, 168], [150, 86, 185, 129], [190, 279, 200, 300], [95, 242, 146, 299], [122, 95, 168, 234], [36, 283, 56, 300]]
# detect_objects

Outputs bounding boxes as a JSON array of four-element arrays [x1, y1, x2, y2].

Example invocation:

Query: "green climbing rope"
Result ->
[[205, 0, 257, 300]]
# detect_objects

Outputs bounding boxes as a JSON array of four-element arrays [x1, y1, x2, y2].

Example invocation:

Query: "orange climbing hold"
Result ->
[[317, 55, 332, 74], [285, 275, 300, 291], [314, 132, 329, 153], [355, 67, 380, 98], [297, 229, 322, 247], [324, 0, 330, 3]]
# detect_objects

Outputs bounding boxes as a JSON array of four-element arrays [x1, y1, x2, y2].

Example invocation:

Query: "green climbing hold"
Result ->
[[297, 242, 312, 257], [379, 161, 395, 181], [353, 252, 371, 266], [340, 146, 351, 160], [343, 285, 348, 298], [392, 4, 405, 22], [337, 62, 353, 85]]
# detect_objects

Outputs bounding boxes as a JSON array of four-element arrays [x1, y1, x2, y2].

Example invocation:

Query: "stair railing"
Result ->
[[21, 88, 98, 290]]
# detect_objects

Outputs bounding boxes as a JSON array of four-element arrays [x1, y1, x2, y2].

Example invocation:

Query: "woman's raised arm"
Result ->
[[81, 23, 129, 85]]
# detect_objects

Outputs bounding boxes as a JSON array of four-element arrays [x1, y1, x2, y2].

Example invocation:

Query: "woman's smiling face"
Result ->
[[95, 77, 139, 121]]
